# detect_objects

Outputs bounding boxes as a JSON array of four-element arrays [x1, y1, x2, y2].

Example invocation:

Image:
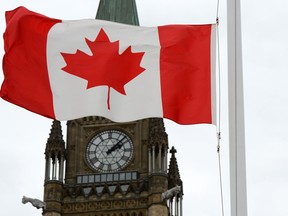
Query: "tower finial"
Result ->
[[45, 120, 65, 157], [168, 146, 182, 189]]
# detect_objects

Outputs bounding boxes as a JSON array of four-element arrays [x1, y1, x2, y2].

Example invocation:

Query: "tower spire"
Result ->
[[96, 0, 139, 25], [168, 146, 182, 189], [44, 120, 66, 182]]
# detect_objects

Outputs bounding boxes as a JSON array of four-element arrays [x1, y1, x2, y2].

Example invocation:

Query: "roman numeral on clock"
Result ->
[[122, 155, 129, 161], [124, 148, 131, 152]]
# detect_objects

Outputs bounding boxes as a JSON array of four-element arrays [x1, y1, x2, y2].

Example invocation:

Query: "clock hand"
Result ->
[[106, 137, 126, 155], [106, 142, 122, 155]]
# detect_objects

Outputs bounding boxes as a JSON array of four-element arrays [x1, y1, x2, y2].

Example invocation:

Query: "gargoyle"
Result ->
[[22, 196, 46, 209]]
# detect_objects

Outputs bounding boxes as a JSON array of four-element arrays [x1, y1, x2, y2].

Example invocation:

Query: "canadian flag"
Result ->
[[1, 7, 216, 125]]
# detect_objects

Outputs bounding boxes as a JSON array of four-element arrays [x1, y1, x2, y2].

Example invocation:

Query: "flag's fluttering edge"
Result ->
[[1, 7, 216, 125]]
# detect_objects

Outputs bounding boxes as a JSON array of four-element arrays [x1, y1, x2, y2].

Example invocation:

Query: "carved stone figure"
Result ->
[[161, 185, 182, 201], [22, 196, 46, 209]]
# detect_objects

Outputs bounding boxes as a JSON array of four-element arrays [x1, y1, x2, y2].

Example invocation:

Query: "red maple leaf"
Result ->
[[61, 28, 145, 109]]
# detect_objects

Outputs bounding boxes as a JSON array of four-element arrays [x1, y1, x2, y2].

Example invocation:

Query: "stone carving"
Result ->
[[62, 198, 148, 213], [22, 196, 46, 209], [76, 116, 113, 125], [161, 185, 182, 201]]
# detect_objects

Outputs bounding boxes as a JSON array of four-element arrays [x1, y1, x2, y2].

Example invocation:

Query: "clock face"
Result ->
[[86, 130, 134, 172]]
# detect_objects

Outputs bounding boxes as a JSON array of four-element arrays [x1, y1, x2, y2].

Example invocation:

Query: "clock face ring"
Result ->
[[86, 130, 134, 172]]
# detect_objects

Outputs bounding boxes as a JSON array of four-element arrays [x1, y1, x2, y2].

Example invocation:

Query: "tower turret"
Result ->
[[167, 146, 183, 216], [44, 120, 66, 182], [147, 118, 169, 216], [43, 120, 66, 216]]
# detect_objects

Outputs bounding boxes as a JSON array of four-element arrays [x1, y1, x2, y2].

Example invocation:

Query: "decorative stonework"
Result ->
[[83, 123, 136, 139], [45, 120, 66, 159], [148, 118, 168, 148], [76, 116, 114, 125], [63, 177, 149, 200], [168, 147, 183, 189], [62, 198, 148, 214], [125, 199, 137, 208], [83, 126, 101, 139]]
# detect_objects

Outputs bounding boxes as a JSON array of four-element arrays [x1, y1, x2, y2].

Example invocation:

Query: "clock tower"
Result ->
[[43, 1, 183, 216]]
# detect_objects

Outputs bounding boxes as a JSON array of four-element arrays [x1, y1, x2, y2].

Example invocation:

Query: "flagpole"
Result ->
[[227, 0, 248, 216]]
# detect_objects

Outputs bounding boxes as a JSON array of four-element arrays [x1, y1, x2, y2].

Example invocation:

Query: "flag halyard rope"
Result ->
[[216, 0, 225, 215]]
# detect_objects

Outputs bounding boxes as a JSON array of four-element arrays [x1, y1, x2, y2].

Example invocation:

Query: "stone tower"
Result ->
[[43, 1, 183, 216], [43, 117, 172, 216]]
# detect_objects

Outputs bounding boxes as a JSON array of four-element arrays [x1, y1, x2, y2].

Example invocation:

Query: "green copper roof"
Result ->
[[96, 0, 139, 26]]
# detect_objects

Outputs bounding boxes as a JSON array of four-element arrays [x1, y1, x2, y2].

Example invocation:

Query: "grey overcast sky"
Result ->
[[1, 0, 288, 216]]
